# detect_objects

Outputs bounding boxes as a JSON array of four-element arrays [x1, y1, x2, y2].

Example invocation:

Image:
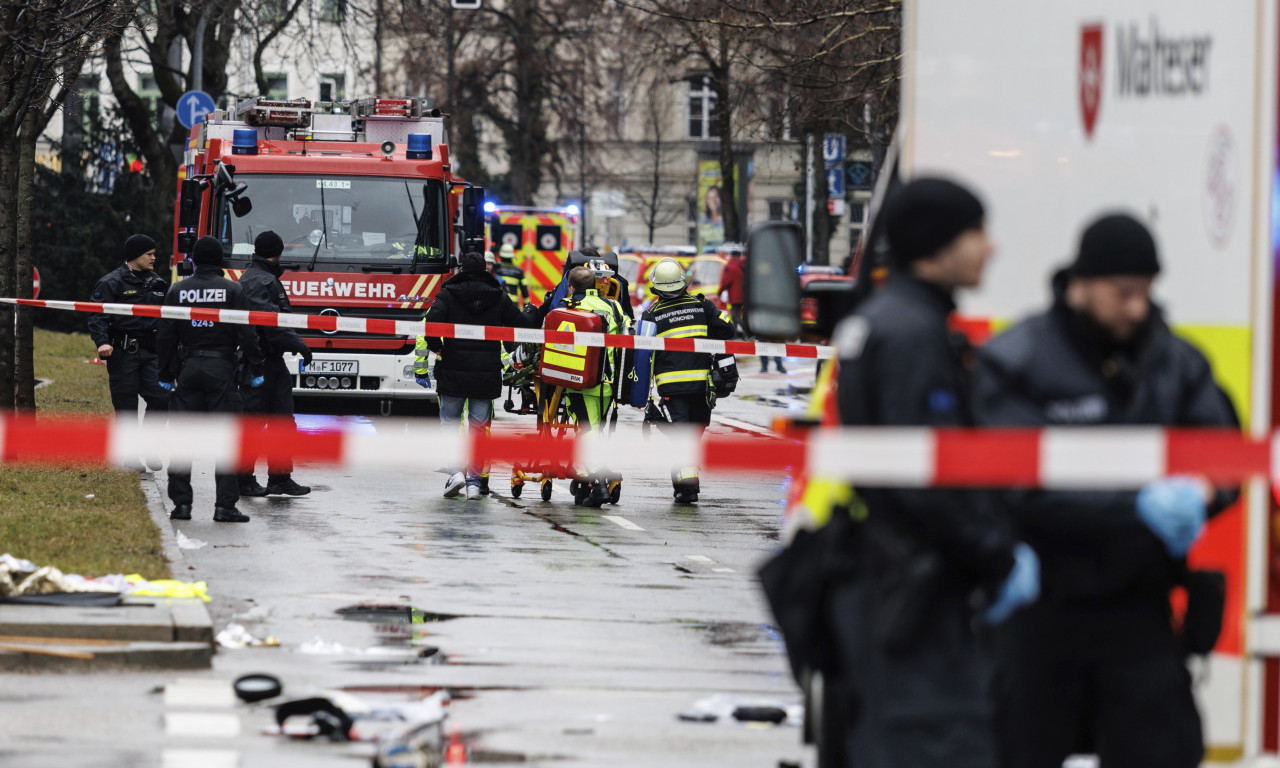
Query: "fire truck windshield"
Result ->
[[212, 174, 447, 267]]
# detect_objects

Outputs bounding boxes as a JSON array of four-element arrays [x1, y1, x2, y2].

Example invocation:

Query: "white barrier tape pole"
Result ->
[[0, 297, 836, 359]]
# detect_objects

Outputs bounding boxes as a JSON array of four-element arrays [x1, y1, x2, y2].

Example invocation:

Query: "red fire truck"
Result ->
[[172, 96, 486, 414]]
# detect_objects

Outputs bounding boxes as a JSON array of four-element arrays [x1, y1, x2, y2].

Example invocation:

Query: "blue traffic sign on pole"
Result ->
[[822, 134, 846, 165], [826, 167, 845, 197], [176, 90, 216, 129]]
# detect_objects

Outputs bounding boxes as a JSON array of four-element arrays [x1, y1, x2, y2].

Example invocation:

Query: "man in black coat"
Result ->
[[420, 251, 533, 500], [827, 178, 1037, 767], [973, 213, 1239, 768], [236, 230, 314, 498], [158, 237, 265, 522], [88, 234, 170, 467]]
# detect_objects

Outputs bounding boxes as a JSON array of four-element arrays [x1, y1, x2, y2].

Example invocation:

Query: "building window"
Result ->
[[769, 199, 798, 221], [766, 93, 791, 141], [137, 73, 163, 118], [687, 74, 718, 140], [319, 73, 345, 101], [265, 73, 288, 100], [320, 0, 346, 23]]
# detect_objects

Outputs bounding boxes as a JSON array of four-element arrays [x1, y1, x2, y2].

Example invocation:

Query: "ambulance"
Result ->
[[485, 204, 579, 305], [172, 96, 487, 414]]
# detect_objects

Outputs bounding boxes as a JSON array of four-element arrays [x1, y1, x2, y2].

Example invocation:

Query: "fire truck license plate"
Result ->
[[301, 359, 359, 375]]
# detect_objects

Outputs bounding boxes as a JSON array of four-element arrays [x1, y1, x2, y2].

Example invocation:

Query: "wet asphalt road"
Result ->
[[0, 363, 819, 768]]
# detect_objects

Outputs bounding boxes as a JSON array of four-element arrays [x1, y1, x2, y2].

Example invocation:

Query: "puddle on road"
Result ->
[[336, 604, 461, 664], [680, 620, 785, 658]]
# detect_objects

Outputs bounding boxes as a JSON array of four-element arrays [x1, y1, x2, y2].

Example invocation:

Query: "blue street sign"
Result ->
[[176, 90, 216, 129], [826, 167, 845, 197], [822, 134, 845, 165]]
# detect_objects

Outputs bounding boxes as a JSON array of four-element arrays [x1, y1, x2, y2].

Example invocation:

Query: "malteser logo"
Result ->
[[1079, 24, 1104, 140]]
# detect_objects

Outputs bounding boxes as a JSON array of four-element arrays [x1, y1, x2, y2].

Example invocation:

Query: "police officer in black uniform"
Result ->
[[641, 257, 736, 504], [827, 178, 1037, 766], [973, 213, 1239, 768], [158, 237, 265, 522], [88, 234, 170, 454], [236, 230, 313, 498]]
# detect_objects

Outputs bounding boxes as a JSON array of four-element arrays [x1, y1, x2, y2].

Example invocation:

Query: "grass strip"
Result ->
[[0, 328, 170, 579]]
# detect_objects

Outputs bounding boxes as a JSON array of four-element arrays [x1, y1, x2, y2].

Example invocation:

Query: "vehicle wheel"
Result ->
[[510, 481, 523, 499], [609, 481, 621, 505], [540, 479, 552, 502]]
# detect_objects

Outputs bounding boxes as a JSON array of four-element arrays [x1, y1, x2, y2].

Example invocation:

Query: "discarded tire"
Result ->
[[234, 673, 283, 703]]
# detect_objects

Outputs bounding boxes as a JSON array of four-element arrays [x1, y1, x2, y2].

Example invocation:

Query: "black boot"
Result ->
[[239, 476, 269, 497], [266, 475, 311, 496], [170, 504, 192, 520], [479, 476, 490, 496], [213, 506, 251, 523], [673, 490, 699, 505], [583, 482, 609, 508]]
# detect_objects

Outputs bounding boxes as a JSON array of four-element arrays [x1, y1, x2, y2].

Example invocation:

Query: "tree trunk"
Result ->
[[14, 109, 37, 409], [714, 55, 738, 243], [0, 137, 15, 410]]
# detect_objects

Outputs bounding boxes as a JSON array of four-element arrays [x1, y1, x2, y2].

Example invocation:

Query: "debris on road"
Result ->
[[176, 531, 208, 550], [216, 623, 279, 649], [677, 694, 801, 727]]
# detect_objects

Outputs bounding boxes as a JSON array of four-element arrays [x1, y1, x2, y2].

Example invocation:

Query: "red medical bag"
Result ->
[[540, 307, 604, 390]]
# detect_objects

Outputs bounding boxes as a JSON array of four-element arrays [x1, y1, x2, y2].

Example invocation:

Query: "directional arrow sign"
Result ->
[[176, 90, 216, 129]]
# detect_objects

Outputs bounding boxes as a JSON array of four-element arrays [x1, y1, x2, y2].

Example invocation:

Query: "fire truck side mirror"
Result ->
[[461, 187, 485, 240], [178, 179, 203, 229], [743, 222, 802, 341]]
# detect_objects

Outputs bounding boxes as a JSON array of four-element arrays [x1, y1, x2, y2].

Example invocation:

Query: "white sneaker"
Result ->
[[465, 484, 481, 501], [443, 472, 465, 498]]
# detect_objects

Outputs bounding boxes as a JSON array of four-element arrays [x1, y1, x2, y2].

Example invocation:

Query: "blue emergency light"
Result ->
[[407, 133, 433, 160], [483, 201, 497, 214], [231, 129, 258, 155]]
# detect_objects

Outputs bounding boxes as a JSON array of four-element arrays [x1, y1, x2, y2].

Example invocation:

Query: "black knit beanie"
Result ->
[[459, 251, 485, 273], [254, 230, 284, 260], [191, 236, 224, 267], [1071, 213, 1161, 277], [884, 177, 986, 266], [123, 234, 157, 263]]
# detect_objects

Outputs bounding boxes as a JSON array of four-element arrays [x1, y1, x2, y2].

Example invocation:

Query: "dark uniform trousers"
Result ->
[[106, 346, 170, 417], [168, 354, 242, 508], [662, 393, 712, 493], [242, 357, 296, 477]]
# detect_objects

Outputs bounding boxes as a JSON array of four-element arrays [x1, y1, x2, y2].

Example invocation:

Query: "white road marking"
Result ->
[[712, 415, 777, 437], [713, 567, 737, 574], [603, 515, 644, 531], [685, 554, 713, 563], [162, 749, 240, 768], [164, 679, 236, 708], [164, 712, 241, 738]]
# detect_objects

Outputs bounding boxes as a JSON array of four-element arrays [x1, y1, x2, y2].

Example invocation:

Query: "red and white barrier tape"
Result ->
[[0, 297, 835, 359], [0, 413, 1266, 488]]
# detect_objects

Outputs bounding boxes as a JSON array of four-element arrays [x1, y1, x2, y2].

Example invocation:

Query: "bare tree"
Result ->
[[625, 71, 686, 243], [0, 0, 133, 408], [619, 0, 757, 243]]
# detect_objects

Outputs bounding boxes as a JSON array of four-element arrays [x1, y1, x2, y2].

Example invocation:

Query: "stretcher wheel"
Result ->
[[570, 479, 588, 506], [609, 480, 621, 505], [540, 479, 553, 501], [510, 479, 523, 499]]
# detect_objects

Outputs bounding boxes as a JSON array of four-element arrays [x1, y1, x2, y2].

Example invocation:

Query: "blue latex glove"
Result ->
[[250, 375, 265, 388], [415, 376, 431, 389], [158, 380, 175, 392], [985, 543, 1040, 624], [1136, 476, 1207, 557]]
